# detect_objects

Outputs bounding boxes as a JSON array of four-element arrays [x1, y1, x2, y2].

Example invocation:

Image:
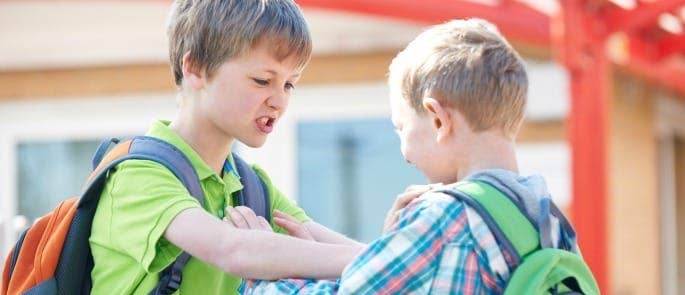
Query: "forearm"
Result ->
[[165, 208, 359, 281], [305, 221, 366, 248], [214, 228, 359, 280]]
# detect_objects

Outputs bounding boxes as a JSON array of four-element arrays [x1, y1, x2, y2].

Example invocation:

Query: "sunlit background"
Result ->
[[1, 1, 684, 294]]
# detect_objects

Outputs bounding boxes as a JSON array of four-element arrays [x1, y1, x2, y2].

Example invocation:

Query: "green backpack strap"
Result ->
[[441, 180, 600, 295], [448, 181, 539, 264]]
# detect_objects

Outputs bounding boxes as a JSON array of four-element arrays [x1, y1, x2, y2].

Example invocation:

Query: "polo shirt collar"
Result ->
[[146, 120, 233, 181]]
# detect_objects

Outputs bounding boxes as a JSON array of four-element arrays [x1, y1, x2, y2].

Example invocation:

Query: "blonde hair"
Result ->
[[389, 19, 528, 139], [167, 0, 312, 86]]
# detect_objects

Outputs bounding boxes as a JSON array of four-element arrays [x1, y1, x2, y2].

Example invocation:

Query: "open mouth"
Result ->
[[256, 116, 276, 133], [259, 116, 274, 127]]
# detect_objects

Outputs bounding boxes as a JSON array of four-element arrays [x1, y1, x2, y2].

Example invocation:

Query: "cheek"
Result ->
[[398, 132, 417, 160], [283, 95, 292, 111], [224, 90, 265, 117], [403, 129, 433, 164], [399, 139, 409, 159], [245, 88, 271, 109]]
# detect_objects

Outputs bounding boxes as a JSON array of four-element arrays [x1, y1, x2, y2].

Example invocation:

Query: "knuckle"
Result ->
[[235, 206, 255, 216]]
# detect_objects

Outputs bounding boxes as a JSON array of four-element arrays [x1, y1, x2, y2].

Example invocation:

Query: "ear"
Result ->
[[422, 97, 452, 143], [181, 51, 205, 90]]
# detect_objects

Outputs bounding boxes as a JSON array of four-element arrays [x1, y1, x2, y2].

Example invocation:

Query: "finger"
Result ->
[[234, 206, 261, 229], [273, 210, 300, 223], [226, 206, 249, 229], [398, 190, 425, 206], [388, 207, 403, 223], [391, 191, 424, 212], [385, 191, 424, 229], [274, 217, 304, 236], [383, 210, 404, 234], [222, 216, 236, 227], [429, 182, 444, 189], [403, 184, 427, 193], [257, 216, 273, 231]]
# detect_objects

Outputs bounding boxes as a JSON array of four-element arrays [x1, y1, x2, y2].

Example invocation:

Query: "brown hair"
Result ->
[[167, 0, 312, 86], [389, 19, 528, 139]]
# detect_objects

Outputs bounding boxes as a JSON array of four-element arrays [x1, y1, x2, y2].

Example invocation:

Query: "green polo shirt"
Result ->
[[89, 120, 310, 294]]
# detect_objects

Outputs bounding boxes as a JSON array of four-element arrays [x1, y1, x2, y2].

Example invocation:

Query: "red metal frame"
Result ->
[[602, 0, 685, 33], [627, 33, 685, 94], [655, 33, 685, 60], [553, 1, 611, 292], [297, 0, 551, 46]]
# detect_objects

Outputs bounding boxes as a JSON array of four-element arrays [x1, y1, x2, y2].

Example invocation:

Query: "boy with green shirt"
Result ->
[[88, 0, 363, 293]]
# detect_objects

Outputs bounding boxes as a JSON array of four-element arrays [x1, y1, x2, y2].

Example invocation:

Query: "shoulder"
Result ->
[[393, 190, 471, 236], [112, 158, 178, 178], [398, 189, 502, 245], [105, 159, 190, 197], [403, 190, 467, 220], [248, 163, 272, 185]]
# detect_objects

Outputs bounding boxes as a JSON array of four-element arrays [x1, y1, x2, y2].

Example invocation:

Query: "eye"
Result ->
[[253, 78, 269, 86], [284, 82, 295, 91]]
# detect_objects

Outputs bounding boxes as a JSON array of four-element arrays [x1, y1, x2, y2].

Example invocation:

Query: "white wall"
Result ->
[[0, 61, 571, 255]]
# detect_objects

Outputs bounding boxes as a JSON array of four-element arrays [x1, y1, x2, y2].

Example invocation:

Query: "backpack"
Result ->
[[441, 180, 600, 294], [1, 136, 271, 295]]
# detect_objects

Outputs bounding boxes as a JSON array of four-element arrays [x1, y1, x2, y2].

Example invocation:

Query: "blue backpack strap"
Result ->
[[91, 137, 120, 170], [231, 153, 271, 221], [84, 139, 270, 294], [81, 136, 203, 295], [84, 136, 204, 205]]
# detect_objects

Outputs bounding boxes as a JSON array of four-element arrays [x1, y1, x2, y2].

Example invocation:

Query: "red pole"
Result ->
[[568, 46, 610, 294], [554, 1, 609, 293]]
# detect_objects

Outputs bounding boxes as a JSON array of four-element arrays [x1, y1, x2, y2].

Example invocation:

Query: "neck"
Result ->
[[169, 105, 233, 175], [447, 133, 519, 183]]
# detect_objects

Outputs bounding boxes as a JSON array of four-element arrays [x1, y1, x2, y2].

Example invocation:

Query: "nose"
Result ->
[[266, 89, 289, 111]]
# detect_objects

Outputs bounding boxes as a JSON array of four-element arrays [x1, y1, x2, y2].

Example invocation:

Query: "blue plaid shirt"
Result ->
[[242, 186, 515, 294]]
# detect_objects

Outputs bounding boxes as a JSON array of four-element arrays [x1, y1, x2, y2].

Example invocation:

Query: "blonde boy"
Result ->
[[244, 19, 576, 294], [89, 0, 363, 294]]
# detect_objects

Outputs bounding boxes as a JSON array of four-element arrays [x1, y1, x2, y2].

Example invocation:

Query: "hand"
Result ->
[[273, 210, 315, 241], [224, 206, 273, 232], [382, 183, 442, 234]]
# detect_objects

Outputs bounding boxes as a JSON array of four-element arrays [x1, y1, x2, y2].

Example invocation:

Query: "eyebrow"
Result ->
[[264, 70, 301, 79]]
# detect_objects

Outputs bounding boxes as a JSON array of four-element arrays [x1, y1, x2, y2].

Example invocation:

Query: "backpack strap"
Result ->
[[91, 137, 120, 171], [85, 137, 269, 295], [232, 154, 271, 221], [441, 180, 587, 293], [82, 136, 204, 205], [55, 136, 201, 294], [440, 181, 539, 266]]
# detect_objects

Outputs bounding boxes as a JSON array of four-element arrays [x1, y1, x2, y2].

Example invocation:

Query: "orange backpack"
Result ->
[[2, 136, 270, 295]]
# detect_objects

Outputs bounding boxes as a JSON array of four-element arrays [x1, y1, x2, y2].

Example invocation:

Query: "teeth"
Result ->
[[260, 117, 269, 125]]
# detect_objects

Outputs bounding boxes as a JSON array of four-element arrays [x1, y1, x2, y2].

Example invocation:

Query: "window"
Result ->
[[297, 118, 424, 242]]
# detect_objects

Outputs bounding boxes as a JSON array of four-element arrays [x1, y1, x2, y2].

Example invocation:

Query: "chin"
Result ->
[[241, 137, 267, 148]]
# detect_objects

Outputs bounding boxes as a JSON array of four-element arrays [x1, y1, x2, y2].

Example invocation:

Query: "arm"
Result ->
[[304, 221, 364, 247], [275, 183, 436, 247], [244, 193, 501, 294], [270, 209, 363, 247], [250, 164, 363, 247], [244, 193, 465, 294], [164, 207, 360, 280]]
